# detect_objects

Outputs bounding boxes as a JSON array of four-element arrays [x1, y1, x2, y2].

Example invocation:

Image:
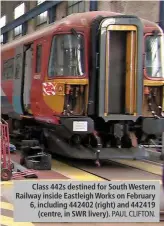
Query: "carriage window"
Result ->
[[14, 54, 22, 79], [48, 34, 84, 77], [3, 58, 14, 80], [145, 35, 163, 78], [36, 45, 42, 73]]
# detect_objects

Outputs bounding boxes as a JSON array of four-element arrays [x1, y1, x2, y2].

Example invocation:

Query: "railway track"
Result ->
[[51, 152, 163, 178], [50, 153, 164, 221], [107, 159, 162, 176]]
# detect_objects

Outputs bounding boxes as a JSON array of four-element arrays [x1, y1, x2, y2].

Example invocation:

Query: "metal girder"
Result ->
[[159, 0, 164, 31], [3, 32, 8, 44], [1, 1, 61, 34], [22, 22, 28, 36]]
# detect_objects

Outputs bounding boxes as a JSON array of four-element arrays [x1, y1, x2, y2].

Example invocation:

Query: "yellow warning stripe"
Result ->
[[0, 179, 71, 186], [0, 159, 162, 186], [113, 179, 162, 185], [1, 202, 13, 211], [51, 160, 162, 184], [51, 159, 103, 181], [0, 202, 34, 226], [1, 216, 34, 226], [0, 182, 13, 186], [112, 160, 162, 176], [1, 178, 162, 185]]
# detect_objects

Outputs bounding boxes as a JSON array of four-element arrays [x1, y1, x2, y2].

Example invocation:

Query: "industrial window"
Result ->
[[0, 15, 6, 44], [48, 34, 85, 77], [67, 1, 86, 15], [36, 45, 42, 73], [3, 58, 14, 80], [14, 3, 25, 36], [36, 0, 48, 26]]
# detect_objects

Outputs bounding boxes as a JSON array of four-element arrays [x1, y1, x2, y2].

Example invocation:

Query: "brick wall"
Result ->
[[98, 1, 160, 23]]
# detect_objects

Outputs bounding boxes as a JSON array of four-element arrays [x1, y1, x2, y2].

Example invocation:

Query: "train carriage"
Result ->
[[1, 11, 164, 162]]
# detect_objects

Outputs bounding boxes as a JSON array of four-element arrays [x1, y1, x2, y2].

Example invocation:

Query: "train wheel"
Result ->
[[1, 168, 12, 181], [13, 119, 23, 130], [22, 140, 39, 147], [121, 135, 132, 148]]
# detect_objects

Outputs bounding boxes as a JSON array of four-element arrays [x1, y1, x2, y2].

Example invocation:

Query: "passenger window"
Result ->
[[14, 54, 22, 79], [145, 36, 162, 78], [35, 45, 42, 73], [48, 34, 84, 77], [2, 58, 14, 80]]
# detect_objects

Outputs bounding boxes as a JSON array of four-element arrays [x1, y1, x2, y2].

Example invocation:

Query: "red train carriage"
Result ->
[[1, 11, 164, 161], [141, 19, 164, 149], [142, 19, 164, 119]]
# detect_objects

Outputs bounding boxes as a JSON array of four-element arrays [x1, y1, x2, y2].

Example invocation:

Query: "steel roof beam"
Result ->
[[1, 1, 61, 34]]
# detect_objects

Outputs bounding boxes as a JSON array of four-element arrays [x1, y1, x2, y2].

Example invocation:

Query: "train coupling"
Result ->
[[95, 149, 101, 167]]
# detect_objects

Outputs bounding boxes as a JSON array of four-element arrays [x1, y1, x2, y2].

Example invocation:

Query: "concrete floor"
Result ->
[[1, 152, 164, 226]]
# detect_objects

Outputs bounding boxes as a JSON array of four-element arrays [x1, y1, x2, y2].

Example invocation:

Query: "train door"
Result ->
[[13, 45, 24, 116], [23, 44, 33, 114], [31, 38, 47, 115], [98, 18, 143, 118]]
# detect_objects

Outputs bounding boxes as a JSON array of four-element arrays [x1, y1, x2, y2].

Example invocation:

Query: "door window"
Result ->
[[48, 34, 84, 77], [35, 44, 42, 73]]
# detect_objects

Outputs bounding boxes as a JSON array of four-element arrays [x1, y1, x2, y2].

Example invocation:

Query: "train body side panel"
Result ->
[[1, 80, 13, 114], [12, 45, 24, 115], [1, 49, 15, 116], [30, 37, 54, 117]]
